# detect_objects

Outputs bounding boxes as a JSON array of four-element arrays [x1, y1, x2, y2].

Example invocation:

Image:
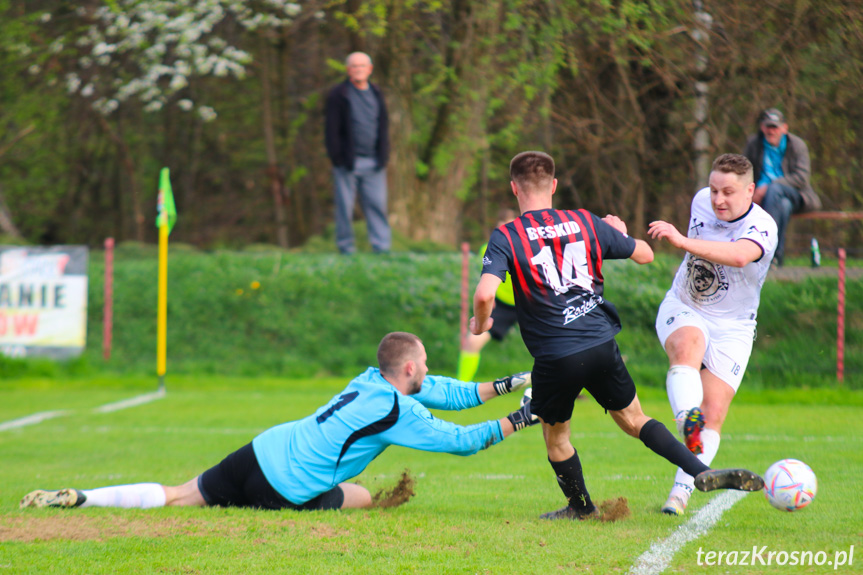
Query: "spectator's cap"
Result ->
[[760, 108, 786, 127]]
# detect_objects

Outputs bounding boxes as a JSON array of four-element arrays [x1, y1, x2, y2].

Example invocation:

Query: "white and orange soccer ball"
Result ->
[[763, 459, 817, 512]]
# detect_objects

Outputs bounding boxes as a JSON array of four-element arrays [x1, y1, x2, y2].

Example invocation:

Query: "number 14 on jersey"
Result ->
[[530, 242, 593, 296]]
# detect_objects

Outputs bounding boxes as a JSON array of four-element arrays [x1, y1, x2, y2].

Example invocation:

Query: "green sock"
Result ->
[[457, 351, 481, 382]]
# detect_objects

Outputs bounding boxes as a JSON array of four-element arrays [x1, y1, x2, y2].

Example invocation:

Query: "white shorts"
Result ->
[[655, 295, 755, 391]]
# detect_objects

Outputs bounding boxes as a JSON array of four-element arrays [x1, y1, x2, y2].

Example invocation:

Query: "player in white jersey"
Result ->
[[648, 153, 777, 516]]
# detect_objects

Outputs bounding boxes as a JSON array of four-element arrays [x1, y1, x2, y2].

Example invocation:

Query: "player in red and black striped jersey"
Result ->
[[481, 200, 637, 361], [471, 151, 765, 520]]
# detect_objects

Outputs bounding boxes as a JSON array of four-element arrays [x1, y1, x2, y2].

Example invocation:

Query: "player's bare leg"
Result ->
[[608, 394, 652, 437], [339, 482, 372, 509], [700, 369, 735, 434], [163, 478, 207, 506]]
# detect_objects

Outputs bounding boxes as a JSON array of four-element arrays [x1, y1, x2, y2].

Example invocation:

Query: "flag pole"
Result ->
[[157, 220, 168, 392], [156, 167, 176, 393]]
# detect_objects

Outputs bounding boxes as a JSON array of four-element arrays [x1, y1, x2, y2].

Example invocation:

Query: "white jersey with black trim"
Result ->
[[667, 188, 777, 322]]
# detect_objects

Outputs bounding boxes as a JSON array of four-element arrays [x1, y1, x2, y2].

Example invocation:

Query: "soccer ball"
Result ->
[[763, 459, 817, 512]]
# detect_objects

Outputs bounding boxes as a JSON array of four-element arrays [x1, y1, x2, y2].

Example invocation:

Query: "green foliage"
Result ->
[[1, 250, 859, 389], [82, 249, 468, 378], [3, 1, 861, 252], [332, 0, 388, 36]]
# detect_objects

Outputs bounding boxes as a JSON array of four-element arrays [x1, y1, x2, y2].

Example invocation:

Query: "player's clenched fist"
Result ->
[[469, 315, 493, 336]]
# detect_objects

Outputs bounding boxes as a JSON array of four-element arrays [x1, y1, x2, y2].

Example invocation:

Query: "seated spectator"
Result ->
[[743, 108, 820, 266]]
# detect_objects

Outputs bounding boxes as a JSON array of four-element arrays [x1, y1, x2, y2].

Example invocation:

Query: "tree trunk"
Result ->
[[382, 0, 499, 246], [692, 1, 713, 188], [98, 115, 145, 242], [260, 35, 289, 248], [0, 124, 34, 240], [0, 184, 23, 240]]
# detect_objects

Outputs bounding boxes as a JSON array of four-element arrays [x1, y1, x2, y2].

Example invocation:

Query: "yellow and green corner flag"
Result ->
[[156, 167, 177, 233], [156, 168, 176, 391]]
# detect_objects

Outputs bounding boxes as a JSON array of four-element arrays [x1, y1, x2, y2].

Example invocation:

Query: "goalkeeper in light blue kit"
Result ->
[[20, 332, 536, 511]]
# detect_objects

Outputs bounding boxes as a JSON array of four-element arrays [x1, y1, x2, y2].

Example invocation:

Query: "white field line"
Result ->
[[0, 410, 70, 432], [92, 389, 166, 413], [0, 390, 167, 432], [627, 490, 748, 575]]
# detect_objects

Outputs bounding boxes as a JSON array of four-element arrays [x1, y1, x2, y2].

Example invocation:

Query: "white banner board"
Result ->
[[0, 246, 88, 359]]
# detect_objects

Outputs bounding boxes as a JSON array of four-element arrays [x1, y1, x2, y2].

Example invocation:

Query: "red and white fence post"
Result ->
[[837, 248, 846, 383]]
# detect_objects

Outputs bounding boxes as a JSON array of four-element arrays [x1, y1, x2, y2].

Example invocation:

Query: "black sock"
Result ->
[[549, 450, 593, 510], [639, 419, 710, 477]]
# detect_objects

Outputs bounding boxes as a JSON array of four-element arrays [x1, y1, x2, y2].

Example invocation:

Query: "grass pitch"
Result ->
[[1, 376, 861, 574]]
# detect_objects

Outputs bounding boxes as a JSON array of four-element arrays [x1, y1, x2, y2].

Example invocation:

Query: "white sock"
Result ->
[[699, 428, 721, 466], [669, 428, 722, 505], [666, 365, 703, 436], [80, 483, 167, 509]]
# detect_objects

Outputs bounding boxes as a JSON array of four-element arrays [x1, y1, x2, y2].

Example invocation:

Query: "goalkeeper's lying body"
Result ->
[[20, 332, 537, 512]]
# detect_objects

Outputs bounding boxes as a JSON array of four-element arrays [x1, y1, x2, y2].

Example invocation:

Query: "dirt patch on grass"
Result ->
[[308, 523, 340, 538], [597, 497, 630, 523], [0, 516, 239, 542], [371, 469, 416, 509]]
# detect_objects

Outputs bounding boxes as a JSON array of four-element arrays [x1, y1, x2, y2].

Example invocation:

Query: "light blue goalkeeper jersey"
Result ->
[[252, 368, 504, 504]]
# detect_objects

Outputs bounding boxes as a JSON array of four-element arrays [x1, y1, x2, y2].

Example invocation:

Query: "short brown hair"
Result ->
[[377, 332, 422, 375], [510, 151, 555, 192], [712, 153, 753, 183]]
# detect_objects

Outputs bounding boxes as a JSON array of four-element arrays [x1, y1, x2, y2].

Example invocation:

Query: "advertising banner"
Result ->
[[0, 246, 88, 359]]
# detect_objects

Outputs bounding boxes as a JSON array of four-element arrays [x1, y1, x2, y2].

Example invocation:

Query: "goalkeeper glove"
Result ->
[[493, 371, 531, 396], [506, 388, 540, 431]]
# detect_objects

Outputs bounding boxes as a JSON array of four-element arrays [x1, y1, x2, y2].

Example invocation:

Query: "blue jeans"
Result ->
[[760, 181, 802, 265], [332, 157, 391, 254]]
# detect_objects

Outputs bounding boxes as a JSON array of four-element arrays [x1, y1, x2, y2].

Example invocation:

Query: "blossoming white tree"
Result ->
[[29, 0, 314, 242]]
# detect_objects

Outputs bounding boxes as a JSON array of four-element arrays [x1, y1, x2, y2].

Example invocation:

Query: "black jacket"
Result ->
[[324, 80, 389, 170]]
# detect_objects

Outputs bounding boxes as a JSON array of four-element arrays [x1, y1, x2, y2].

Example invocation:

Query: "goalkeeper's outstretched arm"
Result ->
[[414, 371, 531, 410], [477, 371, 531, 402]]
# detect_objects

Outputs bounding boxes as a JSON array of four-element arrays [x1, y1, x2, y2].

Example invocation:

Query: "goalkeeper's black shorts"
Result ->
[[198, 442, 344, 511], [529, 339, 636, 425]]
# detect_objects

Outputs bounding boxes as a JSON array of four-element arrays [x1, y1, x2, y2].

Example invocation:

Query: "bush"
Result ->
[[1, 249, 859, 387]]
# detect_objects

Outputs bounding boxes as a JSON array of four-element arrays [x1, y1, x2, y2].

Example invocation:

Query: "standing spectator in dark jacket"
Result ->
[[742, 108, 820, 266], [325, 52, 391, 254]]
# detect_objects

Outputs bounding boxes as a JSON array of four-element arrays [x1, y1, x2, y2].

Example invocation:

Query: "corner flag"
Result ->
[[156, 167, 176, 391], [156, 168, 177, 233]]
